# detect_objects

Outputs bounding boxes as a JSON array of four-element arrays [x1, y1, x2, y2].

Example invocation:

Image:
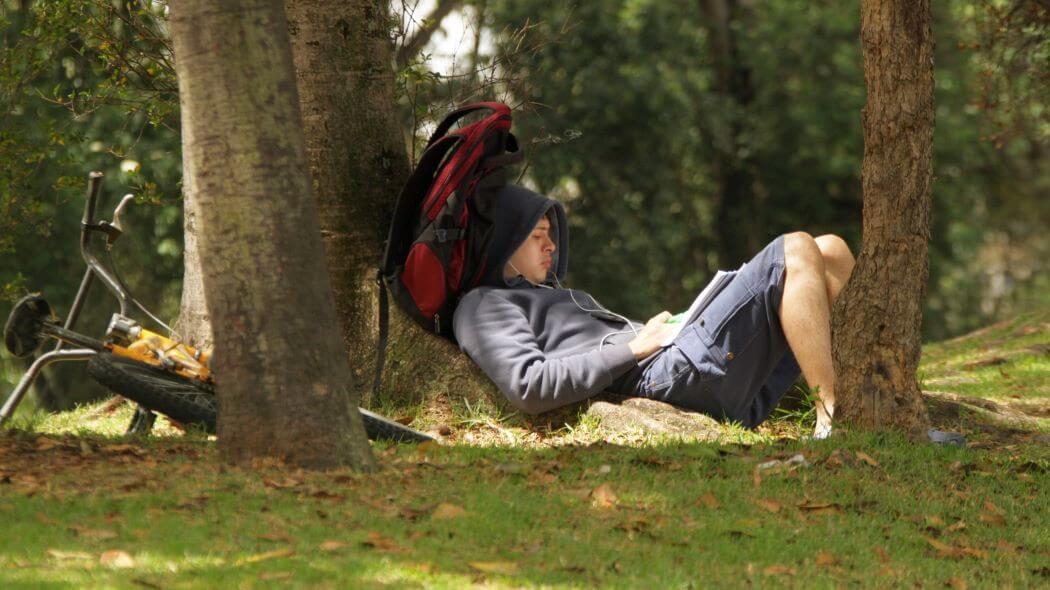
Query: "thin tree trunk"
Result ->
[[697, 0, 764, 267], [285, 0, 499, 411], [169, 0, 376, 470], [832, 0, 935, 434], [173, 175, 211, 350]]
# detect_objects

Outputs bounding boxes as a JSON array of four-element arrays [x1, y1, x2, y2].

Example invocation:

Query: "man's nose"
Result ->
[[545, 238, 556, 252]]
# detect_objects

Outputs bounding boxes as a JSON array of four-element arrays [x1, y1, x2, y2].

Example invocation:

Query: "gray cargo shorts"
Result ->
[[631, 235, 801, 428]]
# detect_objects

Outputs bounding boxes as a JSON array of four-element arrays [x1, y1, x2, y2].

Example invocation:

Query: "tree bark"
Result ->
[[284, 0, 409, 400], [284, 0, 500, 411], [169, 0, 376, 470], [831, 0, 935, 434], [173, 171, 212, 350]]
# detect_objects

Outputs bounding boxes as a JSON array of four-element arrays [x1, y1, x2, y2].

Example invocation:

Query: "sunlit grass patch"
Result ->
[[1, 429, 1046, 588], [1, 313, 1048, 587]]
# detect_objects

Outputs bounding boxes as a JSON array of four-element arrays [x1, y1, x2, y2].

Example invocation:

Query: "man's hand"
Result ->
[[627, 311, 677, 361]]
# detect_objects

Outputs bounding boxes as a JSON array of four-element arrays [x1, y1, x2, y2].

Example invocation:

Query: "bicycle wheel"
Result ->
[[87, 353, 217, 433], [87, 353, 435, 443]]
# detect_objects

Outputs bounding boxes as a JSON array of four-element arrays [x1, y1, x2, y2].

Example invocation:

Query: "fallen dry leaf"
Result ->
[[99, 550, 135, 569], [924, 515, 946, 528], [922, 536, 988, 560], [47, 549, 93, 560], [70, 526, 118, 541], [947, 576, 968, 590], [399, 504, 435, 521], [431, 502, 467, 520], [236, 548, 295, 565], [923, 536, 957, 558], [959, 547, 989, 560], [469, 561, 519, 575], [361, 531, 405, 553], [259, 572, 293, 581], [994, 540, 1018, 554], [854, 451, 879, 467], [797, 501, 843, 516], [978, 512, 1006, 526], [262, 477, 303, 490], [106, 444, 146, 457], [590, 483, 618, 509], [874, 547, 892, 564], [257, 532, 294, 544], [815, 551, 839, 567], [697, 492, 720, 509], [755, 499, 781, 513], [35, 437, 63, 451], [318, 540, 349, 552], [763, 564, 795, 576]]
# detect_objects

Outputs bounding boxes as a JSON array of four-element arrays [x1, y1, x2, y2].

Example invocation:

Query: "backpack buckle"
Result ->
[[434, 229, 464, 243]]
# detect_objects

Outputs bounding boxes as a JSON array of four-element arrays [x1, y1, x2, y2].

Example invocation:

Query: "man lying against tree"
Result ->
[[453, 185, 855, 438]]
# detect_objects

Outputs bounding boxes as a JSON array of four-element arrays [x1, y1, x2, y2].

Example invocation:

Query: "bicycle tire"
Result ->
[[87, 353, 435, 443], [87, 353, 217, 432]]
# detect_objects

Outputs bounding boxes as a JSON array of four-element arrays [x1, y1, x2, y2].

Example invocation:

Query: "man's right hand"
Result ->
[[627, 311, 677, 361]]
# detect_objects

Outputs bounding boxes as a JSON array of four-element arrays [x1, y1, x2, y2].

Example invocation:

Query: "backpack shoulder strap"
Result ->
[[379, 134, 458, 277], [426, 102, 511, 147]]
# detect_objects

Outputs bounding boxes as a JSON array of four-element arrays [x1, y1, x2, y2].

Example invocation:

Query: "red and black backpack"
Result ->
[[374, 102, 523, 397]]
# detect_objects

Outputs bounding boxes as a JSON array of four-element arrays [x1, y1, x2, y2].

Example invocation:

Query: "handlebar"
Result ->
[[82, 171, 104, 229], [77, 171, 133, 316]]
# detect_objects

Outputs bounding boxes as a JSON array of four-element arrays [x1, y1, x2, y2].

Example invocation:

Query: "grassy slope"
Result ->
[[0, 313, 1047, 589]]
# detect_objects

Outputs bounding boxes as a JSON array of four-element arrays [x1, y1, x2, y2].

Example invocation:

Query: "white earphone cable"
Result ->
[[508, 261, 640, 348]]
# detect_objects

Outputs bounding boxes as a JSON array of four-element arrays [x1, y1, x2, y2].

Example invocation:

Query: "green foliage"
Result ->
[[472, 0, 1047, 336], [0, 1, 182, 410]]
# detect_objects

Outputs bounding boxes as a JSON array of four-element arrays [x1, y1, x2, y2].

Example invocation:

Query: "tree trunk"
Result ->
[[831, 0, 935, 433], [284, 0, 500, 412], [697, 0, 765, 267], [169, 0, 376, 470], [173, 171, 212, 350]]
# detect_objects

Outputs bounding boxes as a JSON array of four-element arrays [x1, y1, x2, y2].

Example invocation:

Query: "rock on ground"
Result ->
[[586, 395, 723, 440]]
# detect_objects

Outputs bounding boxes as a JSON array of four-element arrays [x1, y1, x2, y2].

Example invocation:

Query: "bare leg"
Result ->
[[814, 234, 856, 306], [779, 232, 836, 437]]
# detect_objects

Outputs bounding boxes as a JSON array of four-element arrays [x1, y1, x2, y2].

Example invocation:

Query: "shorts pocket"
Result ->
[[674, 323, 728, 383], [640, 347, 694, 396]]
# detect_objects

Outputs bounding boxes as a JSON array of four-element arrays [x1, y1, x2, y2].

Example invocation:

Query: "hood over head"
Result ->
[[482, 184, 569, 288]]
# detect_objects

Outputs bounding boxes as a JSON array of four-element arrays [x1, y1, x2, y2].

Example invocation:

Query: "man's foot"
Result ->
[[812, 419, 833, 440]]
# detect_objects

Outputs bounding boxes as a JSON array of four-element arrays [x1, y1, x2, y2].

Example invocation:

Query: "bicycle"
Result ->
[[1, 171, 433, 443]]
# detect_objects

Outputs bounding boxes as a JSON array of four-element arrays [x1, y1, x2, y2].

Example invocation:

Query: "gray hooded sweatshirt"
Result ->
[[453, 185, 645, 414]]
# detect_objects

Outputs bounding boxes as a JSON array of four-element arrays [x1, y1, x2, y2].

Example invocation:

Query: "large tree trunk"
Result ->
[[169, 0, 376, 470], [831, 0, 935, 433], [284, 0, 499, 412]]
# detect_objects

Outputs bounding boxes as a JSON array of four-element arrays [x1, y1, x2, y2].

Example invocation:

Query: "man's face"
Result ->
[[504, 216, 556, 284]]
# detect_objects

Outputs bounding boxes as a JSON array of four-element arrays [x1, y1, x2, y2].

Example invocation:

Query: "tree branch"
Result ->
[[397, 0, 462, 66]]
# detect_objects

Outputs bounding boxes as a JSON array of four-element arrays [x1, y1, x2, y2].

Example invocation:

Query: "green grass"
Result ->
[[1, 430, 1047, 588], [1, 312, 1048, 588], [921, 309, 1050, 402]]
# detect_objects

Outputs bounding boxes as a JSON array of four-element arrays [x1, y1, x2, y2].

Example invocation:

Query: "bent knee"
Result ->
[[814, 234, 854, 264], [783, 231, 824, 273]]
